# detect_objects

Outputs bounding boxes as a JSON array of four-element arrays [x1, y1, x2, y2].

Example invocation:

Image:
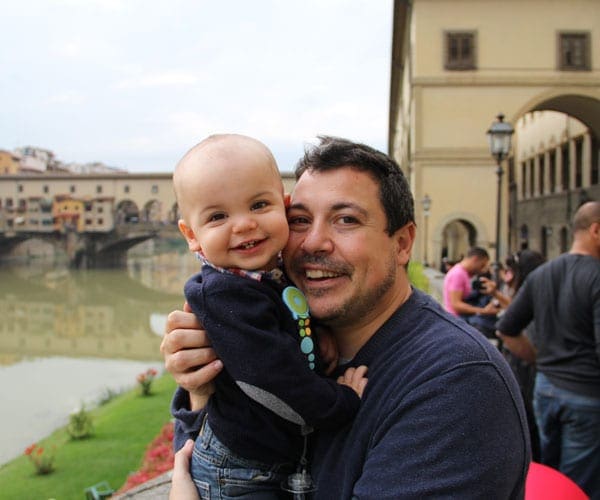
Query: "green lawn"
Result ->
[[0, 372, 176, 500]]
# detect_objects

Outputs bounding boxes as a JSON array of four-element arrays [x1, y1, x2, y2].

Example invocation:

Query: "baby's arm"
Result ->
[[317, 328, 339, 375], [185, 274, 362, 430]]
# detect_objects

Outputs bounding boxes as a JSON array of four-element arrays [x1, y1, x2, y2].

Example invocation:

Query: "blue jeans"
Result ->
[[533, 372, 600, 499], [190, 418, 294, 499]]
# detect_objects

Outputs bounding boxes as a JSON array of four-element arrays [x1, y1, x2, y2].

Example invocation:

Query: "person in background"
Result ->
[[163, 136, 531, 498], [442, 247, 507, 319], [498, 249, 546, 462], [497, 201, 600, 498], [463, 263, 504, 345], [173, 133, 366, 498]]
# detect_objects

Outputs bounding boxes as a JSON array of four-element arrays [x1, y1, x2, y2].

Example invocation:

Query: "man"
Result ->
[[497, 201, 600, 499], [443, 246, 505, 317], [162, 136, 530, 498]]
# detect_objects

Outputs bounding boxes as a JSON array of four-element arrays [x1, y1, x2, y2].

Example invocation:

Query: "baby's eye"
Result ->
[[251, 201, 269, 211], [208, 212, 227, 222]]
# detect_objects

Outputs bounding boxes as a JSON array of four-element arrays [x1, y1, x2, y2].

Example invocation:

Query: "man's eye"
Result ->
[[338, 215, 359, 224], [288, 215, 309, 225]]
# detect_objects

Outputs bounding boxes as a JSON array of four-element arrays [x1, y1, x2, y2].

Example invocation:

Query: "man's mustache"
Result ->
[[289, 254, 354, 276]]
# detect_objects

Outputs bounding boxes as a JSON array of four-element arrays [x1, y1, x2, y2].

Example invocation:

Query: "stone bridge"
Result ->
[[0, 222, 179, 268]]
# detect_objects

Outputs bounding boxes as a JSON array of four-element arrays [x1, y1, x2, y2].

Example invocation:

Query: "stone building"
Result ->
[[389, 0, 600, 268]]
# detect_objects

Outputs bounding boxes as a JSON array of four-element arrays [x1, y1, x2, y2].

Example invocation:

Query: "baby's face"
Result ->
[[181, 154, 289, 271]]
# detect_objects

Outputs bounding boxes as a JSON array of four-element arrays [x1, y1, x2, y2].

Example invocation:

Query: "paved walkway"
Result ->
[[112, 471, 172, 499]]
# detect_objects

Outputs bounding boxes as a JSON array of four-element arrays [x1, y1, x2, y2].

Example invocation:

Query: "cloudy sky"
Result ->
[[1, 0, 393, 173]]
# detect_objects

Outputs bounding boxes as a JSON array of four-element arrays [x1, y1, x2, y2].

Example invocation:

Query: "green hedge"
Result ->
[[408, 261, 429, 293]]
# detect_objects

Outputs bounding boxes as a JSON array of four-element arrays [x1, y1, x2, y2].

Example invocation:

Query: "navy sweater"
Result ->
[[174, 288, 530, 498], [183, 265, 360, 464]]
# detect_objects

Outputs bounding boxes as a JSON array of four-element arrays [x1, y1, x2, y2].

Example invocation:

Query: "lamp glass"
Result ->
[[486, 114, 514, 159], [422, 194, 431, 212]]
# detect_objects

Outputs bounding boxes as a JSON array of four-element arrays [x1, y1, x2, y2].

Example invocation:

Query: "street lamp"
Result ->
[[486, 113, 514, 282], [421, 194, 432, 266]]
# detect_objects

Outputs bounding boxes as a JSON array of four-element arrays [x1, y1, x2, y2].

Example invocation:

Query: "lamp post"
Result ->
[[421, 194, 431, 266], [486, 113, 514, 283]]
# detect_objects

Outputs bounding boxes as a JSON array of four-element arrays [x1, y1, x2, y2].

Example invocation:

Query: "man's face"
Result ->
[[474, 257, 490, 275], [283, 167, 408, 330], [466, 255, 489, 276]]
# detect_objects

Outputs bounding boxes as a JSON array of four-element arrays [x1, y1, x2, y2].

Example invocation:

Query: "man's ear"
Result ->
[[393, 222, 416, 266], [178, 219, 202, 252]]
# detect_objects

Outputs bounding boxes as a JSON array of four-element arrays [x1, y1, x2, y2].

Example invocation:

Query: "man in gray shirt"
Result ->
[[497, 201, 600, 499]]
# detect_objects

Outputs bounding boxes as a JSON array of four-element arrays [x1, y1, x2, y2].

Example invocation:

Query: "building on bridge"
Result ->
[[0, 172, 177, 236], [0, 150, 21, 175], [0, 170, 297, 264]]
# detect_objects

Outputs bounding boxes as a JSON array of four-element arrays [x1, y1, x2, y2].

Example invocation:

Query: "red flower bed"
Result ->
[[116, 421, 174, 494]]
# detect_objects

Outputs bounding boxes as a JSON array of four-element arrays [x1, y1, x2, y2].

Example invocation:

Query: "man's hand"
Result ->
[[479, 276, 497, 295], [481, 299, 501, 316], [161, 302, 223, 409]]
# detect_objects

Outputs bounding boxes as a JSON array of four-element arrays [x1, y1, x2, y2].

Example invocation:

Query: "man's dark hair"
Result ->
[[294, 136, 414, 235], [467, 247, 489, 260]]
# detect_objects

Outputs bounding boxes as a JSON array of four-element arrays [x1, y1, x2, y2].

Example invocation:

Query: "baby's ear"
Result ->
[[178, 220, 202, 253], [284, 193, 291, 208]]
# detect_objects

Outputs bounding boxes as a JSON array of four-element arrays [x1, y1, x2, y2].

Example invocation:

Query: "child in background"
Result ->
[[173, 134, 367, 498]]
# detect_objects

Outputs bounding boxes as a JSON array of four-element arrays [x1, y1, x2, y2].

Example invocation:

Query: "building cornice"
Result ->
[[412, 74, 600, 87], [414, 147, 495, 165]]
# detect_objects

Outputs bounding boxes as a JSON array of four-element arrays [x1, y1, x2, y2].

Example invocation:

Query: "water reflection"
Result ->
[[0, 251, 199, 465], [0, 252, 198, 366]]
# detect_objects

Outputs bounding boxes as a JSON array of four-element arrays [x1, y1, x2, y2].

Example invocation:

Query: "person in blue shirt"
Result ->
[[173, 133, 367, 498], [164, 136, 531, 499]]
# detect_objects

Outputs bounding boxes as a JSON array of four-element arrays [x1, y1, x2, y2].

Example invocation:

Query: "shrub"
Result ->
[[24, 443, 56, 475], [137, 368, 159, 396], [67, 405, 94, 440]]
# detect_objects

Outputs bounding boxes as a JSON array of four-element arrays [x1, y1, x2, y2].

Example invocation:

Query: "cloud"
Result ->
[[46, 91, 87, 106], [1, 0, 393, 172], [114, 72, 202, 90]]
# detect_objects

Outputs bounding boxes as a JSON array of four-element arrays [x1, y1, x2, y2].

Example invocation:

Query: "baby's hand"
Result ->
[[337, 365, 368, 398]]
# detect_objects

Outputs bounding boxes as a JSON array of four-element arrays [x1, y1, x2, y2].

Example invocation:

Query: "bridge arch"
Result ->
[[169, 203, 179, 224], [116, 199, 140, 224], [142, 199, 162, 223]]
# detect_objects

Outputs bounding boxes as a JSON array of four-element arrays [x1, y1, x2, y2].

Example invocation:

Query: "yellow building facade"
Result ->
[[389, 0, 600, 268], [0, 150, 20, 175]]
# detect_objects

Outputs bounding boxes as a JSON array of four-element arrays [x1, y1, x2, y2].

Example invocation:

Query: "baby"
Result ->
[[173, 133, 367, 498]]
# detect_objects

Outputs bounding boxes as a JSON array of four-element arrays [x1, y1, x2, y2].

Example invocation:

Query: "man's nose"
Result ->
[[300, 222, 334, 254]]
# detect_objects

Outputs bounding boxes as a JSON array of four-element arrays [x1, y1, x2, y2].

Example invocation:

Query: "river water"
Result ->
[[0, 250, 199, 465]]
